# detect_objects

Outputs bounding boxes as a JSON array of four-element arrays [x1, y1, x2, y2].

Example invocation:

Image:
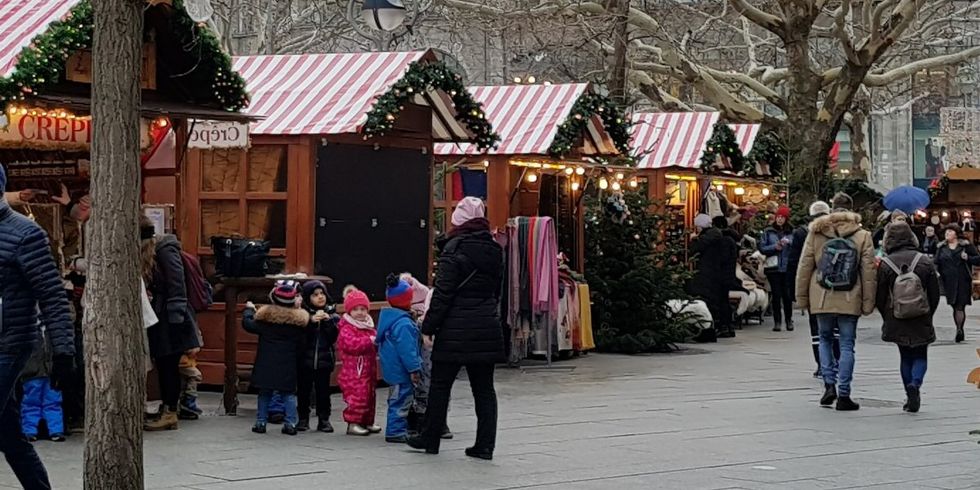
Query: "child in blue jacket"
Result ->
[[376, 274, 422, 443]]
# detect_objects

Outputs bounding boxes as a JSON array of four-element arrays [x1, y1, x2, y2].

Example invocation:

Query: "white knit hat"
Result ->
[[808, 201, 830, 217]]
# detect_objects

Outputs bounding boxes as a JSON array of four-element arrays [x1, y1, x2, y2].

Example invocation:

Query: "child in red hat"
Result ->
[[336, 286, 380, 436]]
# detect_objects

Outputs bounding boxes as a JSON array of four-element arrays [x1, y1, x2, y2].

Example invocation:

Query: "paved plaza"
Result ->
[[3, 309, 979, 489]]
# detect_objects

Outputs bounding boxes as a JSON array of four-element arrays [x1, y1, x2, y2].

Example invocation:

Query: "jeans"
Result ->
[[297, 365, 332, 421], [817, 314, 858, 396], [20, 378, 63, 437], [766, 272, 794, 325], [898, 345, 928, 388], [385, 383, 414, 437], [809, 313, 840, 368], [257, 390, 297, 427], [419, 362, 497, 453], [0, 350, 52, 489]]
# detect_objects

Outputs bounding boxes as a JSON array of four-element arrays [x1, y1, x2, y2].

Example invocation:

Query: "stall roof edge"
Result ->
[[630, 112, 761, 170]]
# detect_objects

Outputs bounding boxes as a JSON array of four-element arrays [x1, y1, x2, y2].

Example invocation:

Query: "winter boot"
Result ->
[[282, 424, 298, 436], [786, 320, 794, 332], [366, 424, 382, 434], [346, 424, 370, 436], [956, 327, 965, 343], [772, 323, 782, 332], [906, 385, 921, 413], [296, 418, 310, 432], [441, 425, 454, 440], [144, 408, 179, 431], [835, 396, 860, 411], [465, 446, 493, 460], [251, 423, 267, 434], [317, 420, 334, 433], [820, 384, 837, 406]]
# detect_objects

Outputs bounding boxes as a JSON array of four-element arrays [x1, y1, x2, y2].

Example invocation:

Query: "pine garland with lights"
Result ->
[[585, 191, 697, 353], [363, 61, 498, 150], [745, 131, 784, 177], [549, 93, 631, 159], [0, 0, 248, 111], [700, 122, 746, 174]]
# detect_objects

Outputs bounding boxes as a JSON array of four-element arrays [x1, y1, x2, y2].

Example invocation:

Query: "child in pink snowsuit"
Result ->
[[336, 286, 380, 436]]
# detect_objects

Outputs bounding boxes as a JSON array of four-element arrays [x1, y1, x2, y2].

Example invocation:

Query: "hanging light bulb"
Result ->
[[599, 177, 609, 190], [527, 75, 536, 84], [716, 184, 724, 191], [527, 172, 538, 183], [629, 179, 638, 188], [734, 187, 745, 195], [483, 160, 489, 168], [575, 167, 585, 175], [762, 187, 770, 197], [513, 77, 523, 84], [612, 181, 622, 191], [616, 172, 624, 180], [571, 181, 580, 191], [564, 167, 574, 175]]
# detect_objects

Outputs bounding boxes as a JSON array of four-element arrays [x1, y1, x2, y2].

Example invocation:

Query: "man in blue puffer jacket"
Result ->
[[377, 274, 422, 444], [0, 164, 75, 488]]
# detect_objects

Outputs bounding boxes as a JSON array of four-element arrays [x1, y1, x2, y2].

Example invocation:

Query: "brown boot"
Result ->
[[144, 408, 178, 431]]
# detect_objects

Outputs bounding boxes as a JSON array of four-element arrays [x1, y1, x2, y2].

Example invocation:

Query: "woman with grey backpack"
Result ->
[[875, 222, 940, 413]]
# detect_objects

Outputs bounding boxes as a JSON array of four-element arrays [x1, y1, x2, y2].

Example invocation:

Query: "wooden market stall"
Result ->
[[184, 50, 496, 388], [434, 83, 630, 361]]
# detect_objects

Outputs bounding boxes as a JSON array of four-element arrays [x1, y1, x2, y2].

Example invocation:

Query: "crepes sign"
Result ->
[[0, 110, 152, 151], [188, 120, 250, 149]]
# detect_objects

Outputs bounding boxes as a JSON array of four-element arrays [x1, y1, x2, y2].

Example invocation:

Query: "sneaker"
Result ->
[[251, 423, 267, 434], [385, 435, 408, 443], [906, 385, 920, 413], [820, 384, 837, 406], [441, 426, 454, 440], [406, 435, 438, 454], [180, 396, 204, 416], [346, 424, 370, 436], [465, 446, 493, 460], [282, 424, 298, 436], [50, 433, 66, 442], [296, 419, 310, 432], [366, 424, 382, 434], [317, 420, 334, 433], [836, 396, 860, 411]]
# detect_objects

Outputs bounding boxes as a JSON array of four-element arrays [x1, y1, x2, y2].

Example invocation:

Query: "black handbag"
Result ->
[[210, 236, 270, 277]]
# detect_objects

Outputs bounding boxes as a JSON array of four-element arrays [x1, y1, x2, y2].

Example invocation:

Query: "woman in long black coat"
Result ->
[[688, 215, 739, 338], [934, 224, 980, 343], [407, 197, 504, 460], [141, 216, 202, 431]]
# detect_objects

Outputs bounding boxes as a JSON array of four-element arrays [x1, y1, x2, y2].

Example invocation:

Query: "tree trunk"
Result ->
[[848, 96, 872, 176], [84, 0, 145, 488], [608, 0, 631, 105]]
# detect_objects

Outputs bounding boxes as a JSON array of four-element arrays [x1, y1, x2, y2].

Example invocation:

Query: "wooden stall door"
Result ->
[[315, 143, 432, 300]]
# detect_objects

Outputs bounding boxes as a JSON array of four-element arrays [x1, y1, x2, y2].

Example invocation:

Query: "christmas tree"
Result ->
[[585, 191, 697, 353]]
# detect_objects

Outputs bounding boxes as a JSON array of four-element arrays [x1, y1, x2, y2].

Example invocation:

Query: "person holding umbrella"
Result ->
[[935, 223, 980, 343]]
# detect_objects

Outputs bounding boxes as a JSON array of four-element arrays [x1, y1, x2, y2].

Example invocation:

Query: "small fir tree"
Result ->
[[585, 191, 697, 353]]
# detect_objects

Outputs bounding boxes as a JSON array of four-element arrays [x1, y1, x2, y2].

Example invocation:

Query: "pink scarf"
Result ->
[[343, 313, 375, 330]]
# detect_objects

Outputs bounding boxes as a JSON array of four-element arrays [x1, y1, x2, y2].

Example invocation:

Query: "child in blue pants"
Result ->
[[21, 329, 65, 442], [376, 275, 422, 443]]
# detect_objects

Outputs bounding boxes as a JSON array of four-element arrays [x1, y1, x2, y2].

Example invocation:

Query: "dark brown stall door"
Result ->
[[315, 143, 431, 301]]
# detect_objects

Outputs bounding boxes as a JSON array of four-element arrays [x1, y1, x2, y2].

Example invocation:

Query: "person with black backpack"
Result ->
[[795, 192, 877, 411], [875, 222, 940, 413]]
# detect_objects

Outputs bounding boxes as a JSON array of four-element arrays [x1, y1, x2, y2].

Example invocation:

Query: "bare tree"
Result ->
[[84, 0, 145, 487]]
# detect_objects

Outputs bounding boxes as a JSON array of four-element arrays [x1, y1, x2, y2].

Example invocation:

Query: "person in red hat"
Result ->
[[759, 206, 796, 331], [336, 286, 380, 436]]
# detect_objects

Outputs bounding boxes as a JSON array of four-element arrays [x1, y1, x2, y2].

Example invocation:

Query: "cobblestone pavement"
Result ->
[[3, 308, 979, 489]]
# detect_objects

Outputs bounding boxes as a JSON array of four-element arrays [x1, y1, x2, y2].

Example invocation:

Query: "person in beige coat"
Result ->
[[795, 193, 877, 411]]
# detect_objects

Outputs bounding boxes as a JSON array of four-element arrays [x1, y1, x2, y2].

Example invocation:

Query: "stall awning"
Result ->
[[0, 0, 78, 78], [234, 51, 473, 141], [434, 83, 617, 156], [632, 112, 760, 169]]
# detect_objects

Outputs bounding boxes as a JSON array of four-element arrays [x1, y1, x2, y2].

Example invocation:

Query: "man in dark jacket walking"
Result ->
[[876, 222, 940, 412], [408, 197, 504, 460], [0, 164, 75, 488]]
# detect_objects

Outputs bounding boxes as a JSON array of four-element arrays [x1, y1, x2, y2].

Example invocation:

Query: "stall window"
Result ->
[[193, 145, 290, 277], [432, 161, 457, 237]]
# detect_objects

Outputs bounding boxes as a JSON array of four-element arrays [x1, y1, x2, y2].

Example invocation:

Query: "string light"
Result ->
[[575, 167, 585, 175], [527, 76, 536, 84], [571, 181, 580, 191], [513, 77, 522, 84], [615, 172, 624, 180], [526, 172, 538, 183], [629, 179, 638, 188], [564, 167, 574, 175], [612, 181, 622, 191], [734, 187, 745, 195], [762, 188, 771, 197], [599, 178, 609, 190]]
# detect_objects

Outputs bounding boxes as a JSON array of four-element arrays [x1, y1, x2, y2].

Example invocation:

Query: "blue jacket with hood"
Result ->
[[376, 308, 421, 385]]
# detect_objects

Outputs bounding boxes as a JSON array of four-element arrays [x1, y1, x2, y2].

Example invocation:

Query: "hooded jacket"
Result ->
[[876, 224, 939, 347], [147, 235, 201, 359], [688, 227, 739, 298], [795, 211, 877, 316], [376, 308, 421, 385], [243, 305, 309, 392]]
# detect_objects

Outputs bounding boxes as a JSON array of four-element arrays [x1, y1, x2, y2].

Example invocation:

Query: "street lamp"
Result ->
[[361, 0, 407, 31]]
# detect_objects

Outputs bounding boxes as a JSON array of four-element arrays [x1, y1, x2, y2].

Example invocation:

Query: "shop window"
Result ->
[[200, 200, 239, 247], [247, 145, 288, 192], [201, 149, 242, 192], [247, 200, 287, 248]]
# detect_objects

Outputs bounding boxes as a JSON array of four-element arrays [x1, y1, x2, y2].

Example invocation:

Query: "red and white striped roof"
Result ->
[[434, 83, 618, 156], [234, 51, 472, 140], [631, 112, 760, 169], [0, 0, 80, 78]]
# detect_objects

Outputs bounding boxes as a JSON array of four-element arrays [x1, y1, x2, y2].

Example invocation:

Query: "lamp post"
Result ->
[[361, 0, 407, 32]]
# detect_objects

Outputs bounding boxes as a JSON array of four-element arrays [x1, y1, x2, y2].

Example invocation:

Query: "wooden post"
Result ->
[[487, 157, 510, 229], [222, 285, 239, 415]]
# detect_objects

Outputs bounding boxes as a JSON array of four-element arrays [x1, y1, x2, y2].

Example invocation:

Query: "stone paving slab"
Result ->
[[1, 308, 978, 489]]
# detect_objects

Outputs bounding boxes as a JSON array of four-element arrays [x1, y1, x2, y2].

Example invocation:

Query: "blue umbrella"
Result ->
[[883, 185, 930, 214]]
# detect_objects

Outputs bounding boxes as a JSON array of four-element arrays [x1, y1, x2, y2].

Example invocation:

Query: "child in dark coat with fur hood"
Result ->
[[243, 280, 310, 435]]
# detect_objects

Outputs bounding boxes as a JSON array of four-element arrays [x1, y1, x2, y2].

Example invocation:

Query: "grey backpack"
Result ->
[[880, 253, 929, 319]]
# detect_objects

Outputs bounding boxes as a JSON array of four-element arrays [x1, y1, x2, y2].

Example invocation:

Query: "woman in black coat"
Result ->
[[141, 217, 202, 431], [875, 223, 940, 412], [297, 280, 339, 432], [688, 215, 738, 338], [408, 197, 504, 460], [934, 224, 980, 343]]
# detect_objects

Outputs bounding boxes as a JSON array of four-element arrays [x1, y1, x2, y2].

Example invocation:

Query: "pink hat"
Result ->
[[343, 288, 370, 313], [452, 196, 486, 226]]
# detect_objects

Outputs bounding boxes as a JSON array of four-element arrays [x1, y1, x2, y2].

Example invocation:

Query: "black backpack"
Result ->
[[816, 230, 861, 291], [211, 237, 271, 277]]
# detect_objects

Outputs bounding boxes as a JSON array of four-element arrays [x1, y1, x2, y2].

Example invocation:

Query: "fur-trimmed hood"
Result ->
[[809, 211, 864, 238], [255, 304, 310, 327]]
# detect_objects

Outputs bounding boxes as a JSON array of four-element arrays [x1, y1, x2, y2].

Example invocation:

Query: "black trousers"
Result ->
[[155, 354, 183, 410], [766, 271, 794, 325], [420, 362, 497, 453], [0, 350, 51, 489], [297, 365, 333, 421], [62, 326, 85, 428]]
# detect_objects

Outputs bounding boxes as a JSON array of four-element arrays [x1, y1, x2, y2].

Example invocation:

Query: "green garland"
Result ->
[[549, 93, 631, 159], [929, 174, 949, 200], [745, 131, 784, 177], [699, 122, 746, 173], [0, 0, 248, 111], [363, 61, 499, 151]]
